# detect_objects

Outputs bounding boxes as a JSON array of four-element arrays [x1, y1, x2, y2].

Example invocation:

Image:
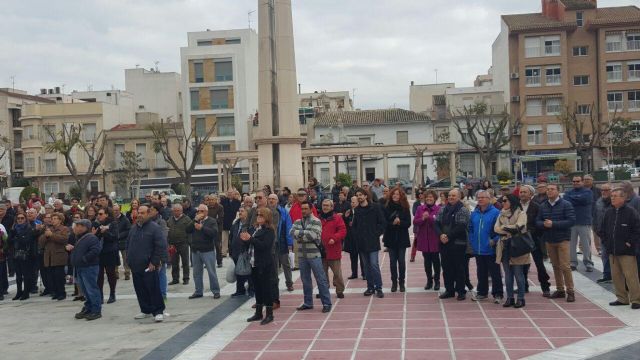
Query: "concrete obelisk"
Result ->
[[255, 0, 304, 191]]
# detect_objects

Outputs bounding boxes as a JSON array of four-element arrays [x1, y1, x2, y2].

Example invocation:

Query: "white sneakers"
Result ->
[[134, 312, 164, 322], [134, 313, 152, 319], [154, 314, 164, 322]]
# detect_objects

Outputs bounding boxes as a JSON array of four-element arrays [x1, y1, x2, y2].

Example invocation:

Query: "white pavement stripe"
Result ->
[[475, 299, 509, 359], [439, 298, 456, 360]]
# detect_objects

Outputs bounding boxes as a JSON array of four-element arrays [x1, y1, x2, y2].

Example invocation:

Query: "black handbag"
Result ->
[[313, 240, 327, 259], [509, 231, 535, 258]]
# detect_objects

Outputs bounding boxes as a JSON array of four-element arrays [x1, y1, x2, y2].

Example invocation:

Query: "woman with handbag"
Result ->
[[230, 207, 252, 297], [494, 194, 530, 308], [11, 213, 36, 301], [241, 207, 276, 325], [383, 188, 412, 293]]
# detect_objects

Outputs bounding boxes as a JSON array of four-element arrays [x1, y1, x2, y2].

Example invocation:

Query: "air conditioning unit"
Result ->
[[511, 96, 520, 102], [510, 72, 519, 79]]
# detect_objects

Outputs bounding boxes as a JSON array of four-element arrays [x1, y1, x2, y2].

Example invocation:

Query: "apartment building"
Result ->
[[125, 68, 183, 122], [492, 0, 640, 177], [180, 29, 258, 168]]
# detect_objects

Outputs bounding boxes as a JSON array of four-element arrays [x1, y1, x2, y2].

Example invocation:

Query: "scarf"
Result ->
[[14, 222, 28, 235], [320, 210, 334, 220], [441, 201, 463, 226]]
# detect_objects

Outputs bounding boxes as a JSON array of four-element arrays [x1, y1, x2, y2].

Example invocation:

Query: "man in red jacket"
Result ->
[[320, 199, 347, 298]]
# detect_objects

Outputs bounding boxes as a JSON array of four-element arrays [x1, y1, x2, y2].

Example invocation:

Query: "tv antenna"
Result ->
[[248, 10, 256, 29]]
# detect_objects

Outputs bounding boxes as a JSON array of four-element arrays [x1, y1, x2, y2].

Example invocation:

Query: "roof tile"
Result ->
[[314, 109, 431, 127]]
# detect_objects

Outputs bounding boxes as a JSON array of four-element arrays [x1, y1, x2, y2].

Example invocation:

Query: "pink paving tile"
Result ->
[[500, 338, 552, 350], [323, 319, 364, 329], [549, 337, 588, 348], [406, 319, 446, 328], [354, 350, 402, 360], [588, 326, 625, 335], [235, 330, 277, 341], [292, 312, 332, 321], [358, 338, 403, 349], [406, 303, 443, 311], [327, 312, 365, 320], [449, 327, 494, 338], [317, 328, 361, 339], [446, 319, 490, 328], [493, 327, 542, 337], [483, 310, 528, 319], [285, 320, 325, 330], [266, 339, 313, 351], [489, 318, 532, 328], [369, 304, 407, 312], [406, 311, 445, 319], [405, 327, 448, 339], [275, 329, 318, 340], [507, 349, 546, 359], [257, 351, 306, 360], [405, 350, 453, 360], [565, 309, 613, 318], [213, 351, 261, 360], [540, 327, 591, 338], [311, 339, 357, 351], [365, 319, 404, 328], [577, 317, 625, 327], [332, 305, 368, 312], [533, 318, 580, 328], [367, 311, 404, 320], [455, 350, 506, 360], [306, 351, 353, 360], [223, 341, 269, 352], [452, 338, 500, 350], [444, 311, 486, 319], [405, 338, 452, 350], [526, 310, 568, 319], [362, 327, 403, 338]]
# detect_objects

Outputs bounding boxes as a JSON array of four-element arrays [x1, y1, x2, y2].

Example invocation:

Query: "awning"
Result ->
[[520, 153, 579, 162]]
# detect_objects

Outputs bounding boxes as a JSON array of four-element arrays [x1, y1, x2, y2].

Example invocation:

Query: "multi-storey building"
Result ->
[[180, 29, 258, 169], [492, 0, 640, 177], [125, 68, 183, 122]]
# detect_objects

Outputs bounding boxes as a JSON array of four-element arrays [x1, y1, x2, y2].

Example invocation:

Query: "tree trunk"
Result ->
[[183, 178, 192, 201]]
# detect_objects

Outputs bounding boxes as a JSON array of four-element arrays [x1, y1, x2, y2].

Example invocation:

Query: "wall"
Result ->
[[409, 83, 455, 112], [125, 68, 182, 122]]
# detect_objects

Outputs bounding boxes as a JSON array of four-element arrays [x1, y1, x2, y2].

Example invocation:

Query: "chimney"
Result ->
[[411, 81, 415, 86], [40, 89, 47, 95], [55, 87, 60, 94], [541, 0, 561, 21]]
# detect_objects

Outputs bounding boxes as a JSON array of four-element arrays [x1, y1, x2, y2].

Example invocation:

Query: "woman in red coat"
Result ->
[[320, 199, 347, 298]]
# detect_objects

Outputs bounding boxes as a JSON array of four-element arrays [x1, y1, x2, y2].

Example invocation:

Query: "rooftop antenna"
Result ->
[[154, 61, 159, 72], [135, 64, 140, 68], [248, 10, 256, 29], [434, 69, 438, 85], [352, 88, 356, 109], [10, 75, 15, 92]]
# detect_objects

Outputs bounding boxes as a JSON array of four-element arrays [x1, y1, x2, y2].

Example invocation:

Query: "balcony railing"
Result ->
[[606, 42, 622, 52], [629, 100, 640, 111], [628, 40, 640, 51], [526, 76, 541, 86], [109, 159, 169, 170], [545, 74, 561, 85], [608, 101, 623, 112]]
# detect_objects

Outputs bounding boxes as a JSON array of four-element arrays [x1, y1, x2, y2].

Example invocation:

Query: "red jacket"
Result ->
[[320, 213, 347, 260], [289, 202, 318, 223]]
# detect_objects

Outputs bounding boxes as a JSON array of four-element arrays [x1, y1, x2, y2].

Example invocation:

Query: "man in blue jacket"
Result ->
[[127, 205, 168, 322], [68, 219, 102, 321], [469, 190, 503, 303], [563, 176, 594, 272], [537, 184, 577, 302], [269, 194, 294, 292]]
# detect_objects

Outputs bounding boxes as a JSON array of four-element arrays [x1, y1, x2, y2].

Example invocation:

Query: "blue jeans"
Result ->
[[299, 256, 331, 307], [502, 258, 525, 300], [158, 263, 167, 299], [192, 250, 220, 296], [76, 265, 101, 314], [360, 251, 383, 291]]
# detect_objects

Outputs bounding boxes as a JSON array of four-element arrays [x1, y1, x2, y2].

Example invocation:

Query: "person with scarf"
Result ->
[[383, 188, 411, 292], [343, 196, 365, 280], [435, 189, 471, 300], [495, 194, 530, 308], [413, 190, 441, 291], [320, 199, 347, 298], [10, 214, 35, 301]]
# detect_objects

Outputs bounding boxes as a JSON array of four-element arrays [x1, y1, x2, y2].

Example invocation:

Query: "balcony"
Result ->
[[526, 76, 541, 87], [108, 158, 169, 171], [545, 74, 561, 86], [608, 101, 623, 112], [630, 100, 640, 112], [606, 42, 622, 52], [628, 40, 640, 51], [629, 70, 640, 81]]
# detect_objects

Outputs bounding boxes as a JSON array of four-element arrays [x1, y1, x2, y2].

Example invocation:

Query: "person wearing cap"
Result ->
[[127, 205, 168, 322], [68, 219, 103, 320]]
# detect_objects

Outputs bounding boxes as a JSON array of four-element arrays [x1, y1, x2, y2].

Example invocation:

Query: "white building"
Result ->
[[125, 68, 182, 122], [70, 90, 136, 122], [180, 29, 258, 168], [311, 109, 435, 185]]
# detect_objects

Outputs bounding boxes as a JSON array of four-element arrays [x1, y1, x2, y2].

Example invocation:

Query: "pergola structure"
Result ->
[[216, 142, 459, 192]]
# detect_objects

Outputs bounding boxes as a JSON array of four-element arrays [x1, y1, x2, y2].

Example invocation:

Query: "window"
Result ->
[[527, 125, 543, 145], [24, 125, 34, 140], [358, 137, 372, 146], [43, 125, 56, 143], [576, 104, 591, 115], [629, 62, 640, 81], [576, 12, 584, 27], [320, 168, 329, 186], [217, 116, 235, 136], [114, 144, 125, 168], [193, 62, 204, 83], [43, 182, 59, 195], [210, 89, 229, 109], [606, 63, 622, 82], [573, 75, 589, 86], [215, 61, 233, 82], [547, 124, 563, 145], [195, 117, 206, 137], [136, 143, 146, 167], [24, 157, 35, 172], [629, 91, 640, 111], [225, 38, 241, 45], [544, 36, 561, 56], [155, 151, 167, 169], [82, 123, 96, 142], [190, 89, 200, 110], [573, 46, 588, 56], [606, 33, 623, 52], [524, 37, 540, 58], [212, 143, 231, 152], [546, 98, 562, 116], [545, 66, 561, 85], [44, 159, 56, 173], [628, 32, 640, 51], [397, 165, 410, 181], [299, 108, 314, 124], [396, 131, 409, 144], [525, 67, 541, 87], [608, 92, 623, 112], [526, 99, 543, 116], [197, 40, 213, 46]]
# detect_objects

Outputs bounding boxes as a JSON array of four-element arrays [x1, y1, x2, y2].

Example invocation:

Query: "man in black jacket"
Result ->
[[113, 204, 131, 281], [127, 205, 167, 322], [436, 189, 471, 301], [187, 204, 221, 300], [221, 190, 241, 259], [67, 219, 102, 321], [598, 189, 640, 309], [520, 185, 551, 297], [352, 188, 386, 298]]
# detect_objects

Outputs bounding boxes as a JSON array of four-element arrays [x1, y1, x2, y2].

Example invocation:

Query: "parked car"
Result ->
[[627, 167, 640, 178], [387, 178, 413, 194], [426, 176, 468, 189], [536, 171, 569, 183], [140, 188, 185, 203]]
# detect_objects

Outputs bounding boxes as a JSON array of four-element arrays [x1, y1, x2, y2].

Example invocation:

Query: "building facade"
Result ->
[[125, 68, 183, 122], [492, 0, 640, 178]]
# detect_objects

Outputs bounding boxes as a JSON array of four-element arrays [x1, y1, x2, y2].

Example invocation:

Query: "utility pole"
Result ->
[[10, 76, 15, 92], [434, 69, 438, 85], [352, 88, 356, 109]]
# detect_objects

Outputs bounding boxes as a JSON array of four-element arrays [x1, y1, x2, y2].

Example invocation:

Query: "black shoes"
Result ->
[[296, 304, 313, 311], [376, 289, 384, 298], [231, 292, 246, 298], [456, 294, 466, 301], [425, 280, 433, 290], [39, 291, 50, 297], [12, 293, 22, 301], [315, 294, 321, 299], [597, 278, 612, 284], [363, 289, 374, 296], [213, 293, 221, 299], [261, 306, 274, 325], [247, 305, 264, 322], [75, 308, 89, 319], [433, 281, 440, 291], [183, 280, 189, 285], [107, 294, 116, 304], [514, 299, 526, 308], [55, 294, 67, 301], [169, 280, 179, 285], [632, 303, 640, 310], [399, 282, 406, 293], [322, 306, 332, 313], [503, 298, 515, 307], [73, 296, 85, 301], [391, 281, 398, 293], [347, 275, 358, 280], [337, 293, 344, 299], [85, 313, 102, 321], [188, 294, 203, 299], [439, 292, 455, 299], [609, 300, 629, 306]]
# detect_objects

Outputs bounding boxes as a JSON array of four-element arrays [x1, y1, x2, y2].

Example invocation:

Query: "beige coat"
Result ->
[[494, 208, 531, 266]]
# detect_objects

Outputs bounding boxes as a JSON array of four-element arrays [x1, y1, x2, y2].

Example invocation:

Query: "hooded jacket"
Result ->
[[469, 204, 500, 256]]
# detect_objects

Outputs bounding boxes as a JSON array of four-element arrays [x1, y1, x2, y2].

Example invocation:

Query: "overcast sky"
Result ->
[[0, 0, 633, 109]]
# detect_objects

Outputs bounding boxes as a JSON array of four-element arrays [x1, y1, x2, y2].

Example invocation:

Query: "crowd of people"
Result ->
[[1, 175, 639, 327]]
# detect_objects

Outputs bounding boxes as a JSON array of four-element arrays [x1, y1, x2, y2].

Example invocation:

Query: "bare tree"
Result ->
[[114, 150, 143, 199], [558, 103, 622, 172], [44, 124, 106, 202], [148, 118, 216, 197], [453, 103, 511, 178]]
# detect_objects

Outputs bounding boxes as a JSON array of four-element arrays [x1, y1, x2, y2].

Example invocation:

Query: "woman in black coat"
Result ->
[[342, 195, 365, 280], [229, 207, 252, 297], [383, 188, 412, 293], [11, 214, 37, 300], [95, 208, 120, 304], [241, 207, 276, 326]]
